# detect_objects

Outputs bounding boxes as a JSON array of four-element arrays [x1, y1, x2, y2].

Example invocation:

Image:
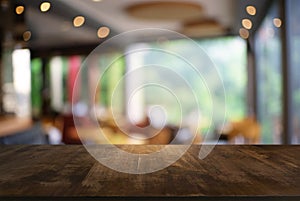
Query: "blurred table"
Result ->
[[76, 127, 148, 144], [0, 117, 32, 137], [0, 145, 299, 200]]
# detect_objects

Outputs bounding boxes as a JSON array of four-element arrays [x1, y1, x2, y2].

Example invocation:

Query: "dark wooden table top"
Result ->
[[0, 145, 300, 200]]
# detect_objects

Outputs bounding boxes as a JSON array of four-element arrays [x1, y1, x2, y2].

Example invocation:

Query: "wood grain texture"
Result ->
[[0, 145, 299, 199]]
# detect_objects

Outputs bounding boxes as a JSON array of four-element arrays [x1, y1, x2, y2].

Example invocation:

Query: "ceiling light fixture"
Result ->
[[182, 18, 224, 37], [126, 1, 204, 21], [15, 6, 24, 15], [239, 28, 249, 39], [273, 18, 282, 28], [23, 31, 32, 42], [242, 18, 252, 30], [97, 26, 110, 38], [246, 5, 256, 16], [73, 16, 85, 27], [40, 2, 51, 12]]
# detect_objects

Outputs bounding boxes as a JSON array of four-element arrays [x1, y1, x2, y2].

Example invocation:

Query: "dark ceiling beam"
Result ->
[[234, 0, 272, 35], [14, 0, 118, 53], [31, 43, 99, 58], [19, 0, 111, 32]]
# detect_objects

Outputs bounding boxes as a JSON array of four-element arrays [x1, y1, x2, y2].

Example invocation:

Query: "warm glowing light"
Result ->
[[273, 18, 282, 28], [242, 18, 252, 30], [93, 0, 102, 2], [246, 6, 256, 16], [15, 6, 24, 15], [73, 16, 85, 27], [239, 28, 249, 39], [97, 26, 110, 38], [40, 2, 51, 12], [23, 31, 31, 42]]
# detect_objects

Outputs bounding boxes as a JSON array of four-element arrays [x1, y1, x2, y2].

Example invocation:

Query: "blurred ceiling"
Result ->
[[8, 0, 270, 52]]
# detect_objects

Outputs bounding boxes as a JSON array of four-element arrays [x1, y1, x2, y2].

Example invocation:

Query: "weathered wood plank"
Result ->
[[0, 145, 299, 199]]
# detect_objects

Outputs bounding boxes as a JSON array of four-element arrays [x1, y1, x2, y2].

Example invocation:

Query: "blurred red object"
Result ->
[[62, 114, 82, 144]]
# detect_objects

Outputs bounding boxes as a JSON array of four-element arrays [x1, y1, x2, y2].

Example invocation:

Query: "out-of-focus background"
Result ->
[[0, 0, 299, 145]]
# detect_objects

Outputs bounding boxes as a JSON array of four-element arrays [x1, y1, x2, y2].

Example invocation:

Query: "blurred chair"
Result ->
[[226, 117, 261, 144], [62, 114, 82, 144]]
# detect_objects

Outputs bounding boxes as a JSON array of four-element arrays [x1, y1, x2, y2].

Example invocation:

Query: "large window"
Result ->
[[255, 1, 283, 144], [30, 37, 247, 142], [126, 37, 247, 135], [287, 0, 300, 143]]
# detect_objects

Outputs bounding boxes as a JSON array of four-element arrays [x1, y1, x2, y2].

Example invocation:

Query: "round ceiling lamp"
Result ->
[[126, 1, 204, 21], [182, 19, 224, 37]]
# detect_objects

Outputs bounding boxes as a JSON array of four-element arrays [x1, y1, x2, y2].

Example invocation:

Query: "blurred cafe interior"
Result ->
[[0, 0, 300, 145]]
